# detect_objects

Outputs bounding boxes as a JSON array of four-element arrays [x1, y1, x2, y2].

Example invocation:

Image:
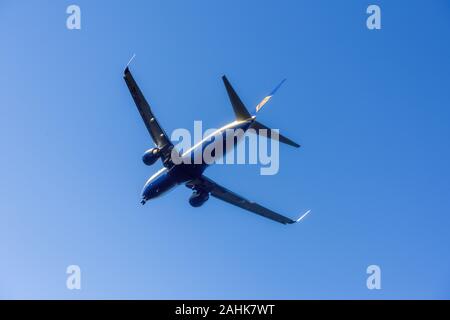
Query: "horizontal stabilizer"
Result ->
[[251, 121, 300, 148]]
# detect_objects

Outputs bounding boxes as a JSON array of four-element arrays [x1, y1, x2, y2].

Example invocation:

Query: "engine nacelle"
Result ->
[[189, 191, 209, 207], [142, 148, 161, 166]]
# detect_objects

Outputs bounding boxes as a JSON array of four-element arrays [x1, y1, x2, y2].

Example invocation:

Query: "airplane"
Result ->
[[123, 66, 310, 225]]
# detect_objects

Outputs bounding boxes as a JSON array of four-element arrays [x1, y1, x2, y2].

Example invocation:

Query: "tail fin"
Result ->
[[222, 76, 252, 121], [251, 121, 300, 148]]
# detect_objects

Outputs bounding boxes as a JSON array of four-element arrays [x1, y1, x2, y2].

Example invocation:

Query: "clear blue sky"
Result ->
[[1, 0, 449, 299]]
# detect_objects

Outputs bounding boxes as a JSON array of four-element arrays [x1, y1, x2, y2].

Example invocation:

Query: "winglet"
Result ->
[[294, 209, 311, 223], [124, 54, 136, 76], [126, 53, 136, 68], [256, 78, 287, 113]]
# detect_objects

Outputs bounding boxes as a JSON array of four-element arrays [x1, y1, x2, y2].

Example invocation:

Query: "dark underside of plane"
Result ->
[[124, 66, 309, 225]]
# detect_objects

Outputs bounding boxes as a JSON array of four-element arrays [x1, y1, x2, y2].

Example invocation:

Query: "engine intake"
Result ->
[[189, 190, 209, 207], [142, 148, 160, 166]]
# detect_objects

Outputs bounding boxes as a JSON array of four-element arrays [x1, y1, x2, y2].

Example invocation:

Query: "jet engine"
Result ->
[[142, 148, 161, 166], [189, 190, 209, 207]]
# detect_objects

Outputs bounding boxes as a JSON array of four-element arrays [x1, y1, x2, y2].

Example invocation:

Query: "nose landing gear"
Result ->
[[141, 199, 147, 205]]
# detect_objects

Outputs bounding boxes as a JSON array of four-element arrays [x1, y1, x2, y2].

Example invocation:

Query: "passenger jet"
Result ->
[[124, 66, 310, 225]]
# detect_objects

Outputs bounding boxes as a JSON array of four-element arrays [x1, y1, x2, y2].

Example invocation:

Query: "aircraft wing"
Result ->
[[123, 67, 173, 159], [186, 175, 308, 225]]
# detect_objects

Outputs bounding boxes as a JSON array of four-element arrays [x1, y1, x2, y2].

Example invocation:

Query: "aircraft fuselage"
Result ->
[[140, 118, 254, 203]]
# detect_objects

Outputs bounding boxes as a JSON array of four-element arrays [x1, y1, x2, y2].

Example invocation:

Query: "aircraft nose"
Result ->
[[140, 168, 168, 203], [141, 178, 160, 201], [141, 181, 153, 202]]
